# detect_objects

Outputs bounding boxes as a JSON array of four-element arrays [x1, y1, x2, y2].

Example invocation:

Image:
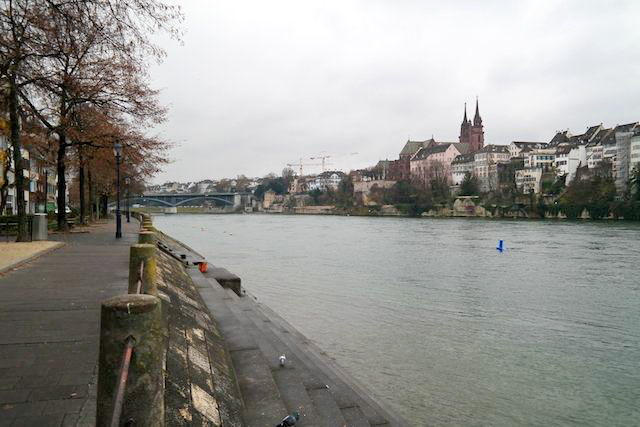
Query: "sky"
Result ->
[[149, 0, 640, 183]]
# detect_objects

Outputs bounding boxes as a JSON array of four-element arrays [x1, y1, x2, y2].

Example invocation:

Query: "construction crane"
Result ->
[[286, 158, 322, 177], [309, 152, 358, 172]]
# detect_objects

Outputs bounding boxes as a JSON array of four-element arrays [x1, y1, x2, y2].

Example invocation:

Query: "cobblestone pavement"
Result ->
[[0, 220, 138, 426]]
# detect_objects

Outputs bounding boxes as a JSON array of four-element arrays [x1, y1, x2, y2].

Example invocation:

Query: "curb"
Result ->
[[0, 241, 66, 275]]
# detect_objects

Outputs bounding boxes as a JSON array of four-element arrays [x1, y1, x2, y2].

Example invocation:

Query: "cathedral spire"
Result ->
[[462, 102, 468, 124], [474, 96, 482, 126]]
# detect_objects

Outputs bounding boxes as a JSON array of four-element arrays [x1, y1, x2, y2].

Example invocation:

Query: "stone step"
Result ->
[[196, 279, 289, 427], [229, 348, 288, 427], [342, 405, 374, 427], [242, 295, 397, 426], [222, 289, 328, 426], [235, 296, 374, 427], [199, 274, 404, 426]]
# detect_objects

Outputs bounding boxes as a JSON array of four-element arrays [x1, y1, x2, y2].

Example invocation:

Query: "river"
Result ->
[[154, 214, 640, 426]]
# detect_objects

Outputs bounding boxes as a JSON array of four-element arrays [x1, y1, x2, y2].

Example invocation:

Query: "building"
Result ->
[[451, 153, 475, 187], [508, 141, 547, 159], [473, 145, 510, 192], [0, 138, 31, 215], [629, 130, 640, 175], [548, 130, 572, 147], [554, 145, 571, 177], [525, 147, 556, 172], [395, 138, 438, 181], [515, 168, 543, 194], [308, 171, 346, 191], [262, 189, 277, 210], [28, 155, 56, 213], [567, 146, 587, 183], [459, 98, 484, 152], [410, 142, 467, 184], [614, 124, 639, 193]]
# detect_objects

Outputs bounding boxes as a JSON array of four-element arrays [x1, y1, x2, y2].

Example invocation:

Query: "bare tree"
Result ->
[[13, 1, 180, 230]]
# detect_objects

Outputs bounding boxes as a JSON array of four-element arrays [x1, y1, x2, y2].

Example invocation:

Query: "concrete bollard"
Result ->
[[138, 230, 156, 245], [96, 294, 164, 427], [128, 244, 158, 295]]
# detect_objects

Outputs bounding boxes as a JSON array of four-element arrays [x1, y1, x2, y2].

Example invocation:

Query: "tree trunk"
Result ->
[[8, 72, 28, 241], [88, 169, 94, 221], [78, 148, 86, 224], [0, 149, 10, 215], [56, 133, 68, 231], [101, 193, 108, 217]]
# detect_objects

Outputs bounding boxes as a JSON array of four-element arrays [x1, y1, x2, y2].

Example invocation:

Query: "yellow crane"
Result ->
[[309, 152, 358, 172], [286, 159, 323, 177]]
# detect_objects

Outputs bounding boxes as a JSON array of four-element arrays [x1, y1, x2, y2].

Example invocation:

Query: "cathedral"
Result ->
[[459, 98, 484, 152]]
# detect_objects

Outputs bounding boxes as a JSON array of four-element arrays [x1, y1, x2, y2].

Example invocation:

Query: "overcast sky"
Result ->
[[149, 0, 640, 183]]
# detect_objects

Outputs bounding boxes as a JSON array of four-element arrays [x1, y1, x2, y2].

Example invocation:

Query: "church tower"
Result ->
[[468, 97, 484, 152], [459, 103, 471, 145]]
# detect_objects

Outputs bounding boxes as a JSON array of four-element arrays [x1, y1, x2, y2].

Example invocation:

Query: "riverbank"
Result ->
[[152, 217, 408, 426], [0, 215, 407, 425]]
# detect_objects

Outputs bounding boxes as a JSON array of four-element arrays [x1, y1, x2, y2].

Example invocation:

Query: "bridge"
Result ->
[[116, 193, 250, 208]]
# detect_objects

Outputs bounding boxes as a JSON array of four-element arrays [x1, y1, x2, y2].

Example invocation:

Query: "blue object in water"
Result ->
[[497, 240, 504, 252]]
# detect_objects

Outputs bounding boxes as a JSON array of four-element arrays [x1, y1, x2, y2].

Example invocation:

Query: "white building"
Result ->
[[474, 145, 510, 192], [308, 171, 346, 191], [515, 167, 543, 194], [555, 145, 587, 184], [525, 148, 556, 172], [0, 133, 31, 215], [630, 132, 640, 174], [451, 153, 475, 187], [586, 143, 604, 169], [508, 141, 547, 159]]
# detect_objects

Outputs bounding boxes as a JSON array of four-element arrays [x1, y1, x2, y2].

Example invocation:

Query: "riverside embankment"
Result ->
[[154, 213, 640, 427], [0, 215, 405, 425]]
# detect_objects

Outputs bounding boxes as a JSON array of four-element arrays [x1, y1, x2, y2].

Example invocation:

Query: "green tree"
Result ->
[[559, 172, 616, 219], [459, 172, 479, 196], [630, 166, 640, 201]]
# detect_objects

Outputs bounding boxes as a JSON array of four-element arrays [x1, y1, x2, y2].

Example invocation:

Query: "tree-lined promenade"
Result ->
[[1, 0, 182, 241]]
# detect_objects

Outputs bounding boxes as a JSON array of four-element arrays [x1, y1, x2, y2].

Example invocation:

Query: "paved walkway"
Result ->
[[0, 220, 138, 426], [0, 242, 65, 274]]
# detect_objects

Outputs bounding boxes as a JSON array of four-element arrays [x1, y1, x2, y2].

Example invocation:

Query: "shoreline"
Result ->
[[146, 209, 638, 222]]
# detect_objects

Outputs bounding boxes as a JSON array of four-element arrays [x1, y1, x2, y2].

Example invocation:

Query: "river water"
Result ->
[[154, 214, 640, 426]]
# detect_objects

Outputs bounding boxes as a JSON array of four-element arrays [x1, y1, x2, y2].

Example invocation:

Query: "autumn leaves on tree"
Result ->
[[0, 0, 181, 238]]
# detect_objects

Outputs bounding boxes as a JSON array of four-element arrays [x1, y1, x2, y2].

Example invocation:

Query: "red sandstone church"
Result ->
[[389, 99, 485, 180], [459, 98, 484, 152]]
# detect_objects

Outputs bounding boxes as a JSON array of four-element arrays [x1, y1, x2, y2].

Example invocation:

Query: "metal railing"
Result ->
[[111, 336, 135, 427], [110, 260, 145, 427]]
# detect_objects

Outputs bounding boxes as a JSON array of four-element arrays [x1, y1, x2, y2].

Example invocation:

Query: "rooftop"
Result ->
[[477, 144, 509, 154]]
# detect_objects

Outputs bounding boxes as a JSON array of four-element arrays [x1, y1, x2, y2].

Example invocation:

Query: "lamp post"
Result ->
[[114, 142, 122, 238], [125, 177, 131, 223]]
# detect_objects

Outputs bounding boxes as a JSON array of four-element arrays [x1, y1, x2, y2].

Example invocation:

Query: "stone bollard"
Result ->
[[128, 244, 158, 295], [96, 294, 164, 427], [138, 230, 156, 245]]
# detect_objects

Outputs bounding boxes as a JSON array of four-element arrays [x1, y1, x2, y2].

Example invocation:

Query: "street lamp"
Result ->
[[125, 177, 131, 223], [114, 141, 122, 238]]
